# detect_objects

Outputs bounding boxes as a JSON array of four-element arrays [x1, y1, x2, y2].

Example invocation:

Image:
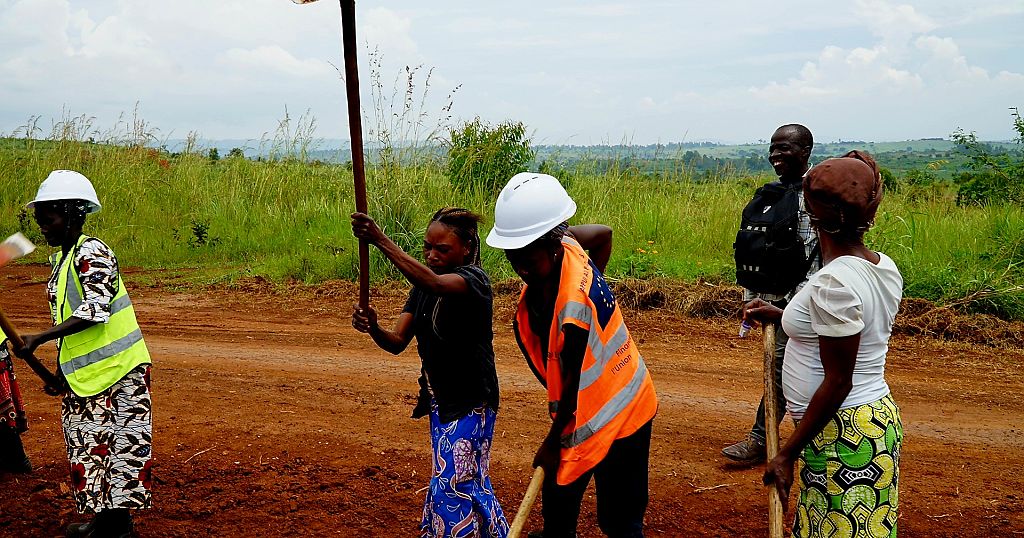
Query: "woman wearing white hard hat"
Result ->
[[486, 173, 658, 538], [14, 170, 153, 538]]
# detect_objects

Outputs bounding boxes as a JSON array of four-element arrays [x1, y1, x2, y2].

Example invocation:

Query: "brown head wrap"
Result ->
[[802, 150, 884, 238]]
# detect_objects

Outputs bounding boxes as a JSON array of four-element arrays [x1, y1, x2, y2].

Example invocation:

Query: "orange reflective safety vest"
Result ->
[[514, 236, 658, 485]]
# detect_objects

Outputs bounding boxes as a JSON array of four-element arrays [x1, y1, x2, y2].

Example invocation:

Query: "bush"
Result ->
[[902, 167, 936, 186], [956, 169, 1010, 206], [879, 167, 899, 193], [953, 108, 1024, 206], [446, 117, 534, 192]]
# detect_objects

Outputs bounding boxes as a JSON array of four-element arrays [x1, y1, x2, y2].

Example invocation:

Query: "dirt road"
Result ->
[[1, 266, 1022, 537]]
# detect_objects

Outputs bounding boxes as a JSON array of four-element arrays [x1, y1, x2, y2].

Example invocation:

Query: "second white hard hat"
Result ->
[[486, 172, 576, 250], [26, 170, 102, 214]]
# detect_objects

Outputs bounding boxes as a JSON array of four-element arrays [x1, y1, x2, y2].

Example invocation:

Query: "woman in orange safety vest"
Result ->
[[486, 173, 658, 538]]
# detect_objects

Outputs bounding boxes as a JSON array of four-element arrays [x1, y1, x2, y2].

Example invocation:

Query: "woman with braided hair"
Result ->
[[351, 208, 509, 538], [743, 151, 904, 537]]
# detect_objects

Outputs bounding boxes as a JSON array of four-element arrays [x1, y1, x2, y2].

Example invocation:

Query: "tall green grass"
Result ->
[[2, 135, 1022, 319]]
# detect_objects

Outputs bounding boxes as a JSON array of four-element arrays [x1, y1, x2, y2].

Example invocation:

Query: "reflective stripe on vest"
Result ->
[[562, 358, 650, 447], [54, 235, 151, 396], [59, 328, 144, 376], [514, 236, 658, 485]]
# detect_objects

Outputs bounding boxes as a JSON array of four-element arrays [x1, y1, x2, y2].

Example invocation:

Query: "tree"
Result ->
[[445, 117, 534, 192], [952, 107, 1024, 206]]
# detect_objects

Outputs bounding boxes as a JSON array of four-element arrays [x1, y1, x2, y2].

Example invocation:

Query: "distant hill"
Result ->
[[146, 136, 1024, 179], [531, 139, 1021, 178]]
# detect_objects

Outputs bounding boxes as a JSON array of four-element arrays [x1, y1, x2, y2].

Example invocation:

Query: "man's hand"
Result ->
[[742, 298, 784, 325], [352, 305, 378, 334]]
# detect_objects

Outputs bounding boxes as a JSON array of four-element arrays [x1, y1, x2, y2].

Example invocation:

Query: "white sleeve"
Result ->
[[808, 272, 864, 338]]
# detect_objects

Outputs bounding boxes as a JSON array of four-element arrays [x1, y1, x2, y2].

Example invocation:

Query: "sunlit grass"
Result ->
[[1, 133, 1021, 319]]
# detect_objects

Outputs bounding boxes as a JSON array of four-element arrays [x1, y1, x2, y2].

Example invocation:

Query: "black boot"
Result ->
[[66, 513, 98, 537], [0, 427, 32, 474], [67, 509, 134, 538]]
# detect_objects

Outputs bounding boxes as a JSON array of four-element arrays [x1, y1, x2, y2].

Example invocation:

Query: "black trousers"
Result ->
[[541, 419, 653, 538]]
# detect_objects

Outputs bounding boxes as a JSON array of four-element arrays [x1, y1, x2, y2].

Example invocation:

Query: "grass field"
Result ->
[[2, 135, 1022, 320]]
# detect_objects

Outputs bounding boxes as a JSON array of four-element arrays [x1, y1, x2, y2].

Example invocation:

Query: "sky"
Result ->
[[1, 0, 1022, 146]]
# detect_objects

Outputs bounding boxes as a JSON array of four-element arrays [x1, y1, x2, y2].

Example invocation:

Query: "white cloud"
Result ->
[[914, 36, 989, 81], [221, 46, 334, 78], [362, 7, 419, 65], [0, 0, 1020, 143], [748, 0, 1019, 107], [545, 4, 632, 18], [748, 44, 923, 105], [855, 0, 938, 37]]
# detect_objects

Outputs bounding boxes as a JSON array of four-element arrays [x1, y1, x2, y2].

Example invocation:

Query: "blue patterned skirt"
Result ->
[[420, 404, 509, 538]]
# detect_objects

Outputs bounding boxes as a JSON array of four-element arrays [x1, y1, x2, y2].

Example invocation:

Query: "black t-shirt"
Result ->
[[403, 265, 499, 422]]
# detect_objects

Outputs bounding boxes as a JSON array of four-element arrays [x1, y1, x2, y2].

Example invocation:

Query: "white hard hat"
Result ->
[[27, 170, 102, 214], [486, 172, 576, 250]]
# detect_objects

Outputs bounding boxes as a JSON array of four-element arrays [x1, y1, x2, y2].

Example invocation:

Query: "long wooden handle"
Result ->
[[509, 467, 545, 538], [763, 322, 785, 538], [338, 0, 370, 310], [0, 309, 64, 394]]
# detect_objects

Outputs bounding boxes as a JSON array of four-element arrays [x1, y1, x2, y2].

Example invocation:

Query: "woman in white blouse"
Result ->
[[744, 151, 904, 538]]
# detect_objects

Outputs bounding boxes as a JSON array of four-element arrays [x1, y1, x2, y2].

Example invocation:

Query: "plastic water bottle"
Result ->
[[738, 319, 754, 338]]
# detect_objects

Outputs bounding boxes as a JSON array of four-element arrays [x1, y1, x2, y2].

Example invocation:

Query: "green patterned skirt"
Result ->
[[794, 394, 903, 538]]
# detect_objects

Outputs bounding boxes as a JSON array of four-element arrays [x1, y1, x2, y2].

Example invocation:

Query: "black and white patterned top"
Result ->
[[47, 238, 119, 324]]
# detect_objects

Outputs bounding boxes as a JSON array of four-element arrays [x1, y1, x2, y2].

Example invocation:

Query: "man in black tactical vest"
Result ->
[[724, 124, 821, 465]]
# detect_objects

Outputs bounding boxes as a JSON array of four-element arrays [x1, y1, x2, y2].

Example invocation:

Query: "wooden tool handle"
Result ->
[[0, 309, 64, 395], [338, 0, 370, 310], [509, 467, 545, 538], [763, 322, 785, 538]]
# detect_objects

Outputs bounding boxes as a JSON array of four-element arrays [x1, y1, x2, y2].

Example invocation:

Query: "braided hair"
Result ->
[[430, 207, 483, 266], [538, 222, 569, 247]]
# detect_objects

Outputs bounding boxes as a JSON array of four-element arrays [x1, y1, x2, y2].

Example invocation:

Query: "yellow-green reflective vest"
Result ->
[[52, 235, 151, 396]]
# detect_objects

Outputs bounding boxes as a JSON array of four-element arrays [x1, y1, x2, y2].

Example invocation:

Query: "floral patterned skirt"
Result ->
[[62, 364, 153, 514], [421, 404, 509, 538]]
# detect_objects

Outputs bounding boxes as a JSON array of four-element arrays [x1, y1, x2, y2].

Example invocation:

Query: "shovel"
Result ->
[[509, 467, 545, 538], [763, 322, 785, 537], [290, 0, 370, 310], [0, 233, 64, 395]]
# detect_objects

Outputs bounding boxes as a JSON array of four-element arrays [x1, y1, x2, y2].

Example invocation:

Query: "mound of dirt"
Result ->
[[895, 299, 1024, 347], [216, 276, 1024, 348], [612, 280, 1024, 348], [612, 278, 742, 317]]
